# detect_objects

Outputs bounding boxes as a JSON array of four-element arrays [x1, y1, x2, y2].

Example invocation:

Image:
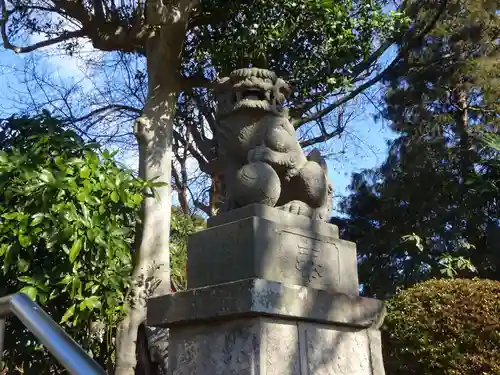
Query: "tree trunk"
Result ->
[[178, 157, 190, 215], [114, 4, 193, 370], [209, 171, 225, 216], [114, 86, 176, 375], [454, 86, 472, 180]]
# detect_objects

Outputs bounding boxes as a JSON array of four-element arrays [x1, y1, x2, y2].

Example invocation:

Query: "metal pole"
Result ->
[[0, 295, 11, 319], [0, 318, 5, 364], [9, 293, 106, 375]]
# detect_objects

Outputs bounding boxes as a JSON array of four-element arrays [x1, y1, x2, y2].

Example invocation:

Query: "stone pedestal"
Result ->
[[147, 205, 386, 375]]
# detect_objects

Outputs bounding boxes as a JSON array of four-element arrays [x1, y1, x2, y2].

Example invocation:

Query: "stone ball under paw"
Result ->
[[233, 162, 281, 207]]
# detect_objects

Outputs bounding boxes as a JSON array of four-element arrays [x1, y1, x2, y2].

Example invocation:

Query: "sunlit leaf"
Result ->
[[110, 191, 119, 203], [20, 286, 37, 301], [61, 304, 76, 324], [39, 168, 56, 185], [69, 238, 83, 263]]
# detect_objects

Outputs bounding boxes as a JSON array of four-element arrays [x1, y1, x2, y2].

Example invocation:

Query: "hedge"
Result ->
[[383, 278, 500, 375]]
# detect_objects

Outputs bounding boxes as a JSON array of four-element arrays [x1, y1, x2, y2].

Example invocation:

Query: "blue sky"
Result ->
[[0, 46, 398, 215], [0, 52, 25, 114], [326, 110, 396, 213]]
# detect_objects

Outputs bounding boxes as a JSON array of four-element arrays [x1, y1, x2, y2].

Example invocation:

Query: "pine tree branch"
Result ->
[[348, 39, 395, 81]]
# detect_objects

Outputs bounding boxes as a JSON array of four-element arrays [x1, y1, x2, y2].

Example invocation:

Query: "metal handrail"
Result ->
[[0, 292, 107, 375]]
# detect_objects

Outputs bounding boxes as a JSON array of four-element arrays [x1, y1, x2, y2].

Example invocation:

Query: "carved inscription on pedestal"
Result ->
[[172, 340, 199, 375], [170, 325, 257, 375], [264, 322, 300, 375], [273, 230, 344, 291], [219, 327, 256, 374], [295, 239, 324, 283], [189, 217, 358, 294], [305, 326, 371, 375]]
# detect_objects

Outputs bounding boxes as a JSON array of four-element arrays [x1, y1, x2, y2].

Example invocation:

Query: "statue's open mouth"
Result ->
[[228, 86, 275, 114], [235, 89, 266, 102], [216, 68, 291, 117]]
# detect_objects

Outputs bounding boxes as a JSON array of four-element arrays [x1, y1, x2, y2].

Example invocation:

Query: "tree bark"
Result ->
[[454, 86, 472, 180], [114, 1, 195, 370], [209, 171, 225, 216], [114, 86, 176, 375]]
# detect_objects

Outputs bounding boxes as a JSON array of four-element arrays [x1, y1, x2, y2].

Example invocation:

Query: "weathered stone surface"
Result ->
[[263, 321, 300, 375], [214, 68, 333, 221], [303, 324, 371, 375], [148, 66, 389, 375], [207, 204, 339, 237], [166, 317, 385, 375], [187, 215, 357, 293], [147, 278, 384, 329], [366, 329, 386, 375], [168, 319, 260, 375]]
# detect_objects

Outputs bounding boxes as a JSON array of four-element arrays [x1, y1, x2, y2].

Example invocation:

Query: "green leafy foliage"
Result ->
[[0, 113, 206, 373], [482, 132, 500, 152], [4, 0, 413, 134], [469, 131, 500, 196], [192, 0, 409, 109], [0, 113, 150, 373], [174, 0, 413, 215], [335, 0, 500, 297], [169, 207, 205, 291], [0, 112, 205, 373], [383, 278, 500, 375]]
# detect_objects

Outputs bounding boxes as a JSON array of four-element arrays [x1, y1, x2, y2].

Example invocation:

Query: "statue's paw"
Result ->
[[248, 145, 269, 163], [278, 201, 329, 221], [311, 208, 327, 221], [247, 148, 257, 163], [278, 200, 312, 217], [284, 167, 299, 181]]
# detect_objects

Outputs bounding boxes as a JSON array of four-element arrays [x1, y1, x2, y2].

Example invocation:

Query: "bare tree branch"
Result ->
[[66, 104, 141, 124], [1, 9, 85, 54], [188, 89, 217, 135], [294, 57, 400, 127], [300, 127, 345, 148], [181, 74, 216, 90], [293, 0, 449, 128], [172, 129, 210, 173]]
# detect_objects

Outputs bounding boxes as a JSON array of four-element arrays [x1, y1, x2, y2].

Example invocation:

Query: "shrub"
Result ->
[[383, 278, 500, 375], [169, 206, 205, 291], [0, 113, 204, 373], [0, 114, 149, 373]]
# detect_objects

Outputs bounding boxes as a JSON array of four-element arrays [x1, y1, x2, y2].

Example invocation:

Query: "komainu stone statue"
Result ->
[[214, 67, 333, 220], [148, 67, 387, 375]]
